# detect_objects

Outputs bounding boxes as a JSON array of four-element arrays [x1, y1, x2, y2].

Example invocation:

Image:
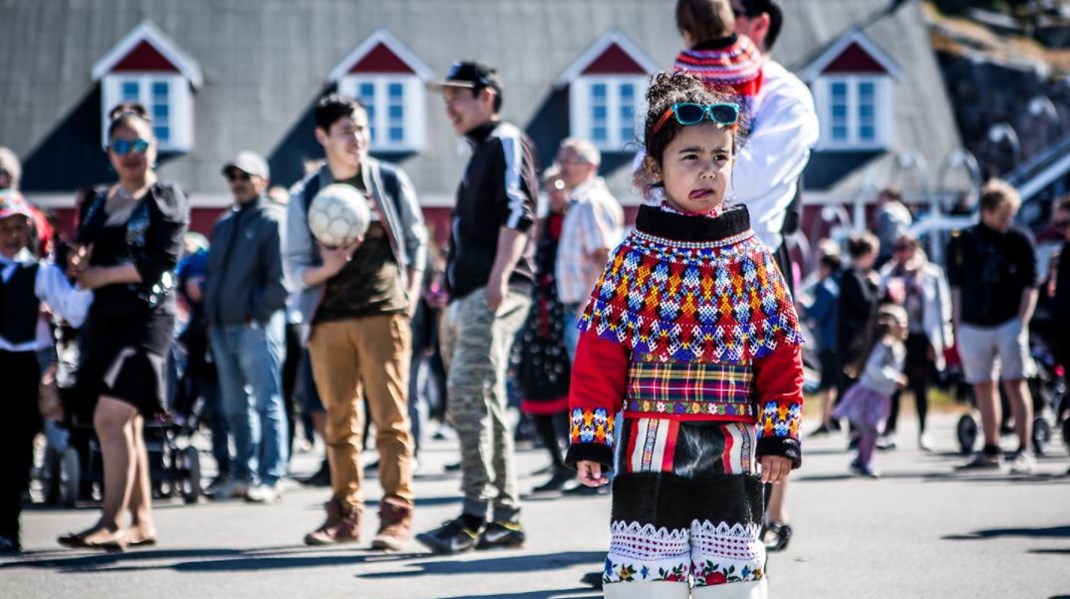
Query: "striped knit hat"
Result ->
[[673, 34, 763, 104]]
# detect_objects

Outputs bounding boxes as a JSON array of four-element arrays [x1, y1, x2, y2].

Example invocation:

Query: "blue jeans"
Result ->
[[563, 307, 582, 363], [209, 312, 289, 486]]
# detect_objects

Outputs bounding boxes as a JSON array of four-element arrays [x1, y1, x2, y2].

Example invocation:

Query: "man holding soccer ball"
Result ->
[[284, 94, 428, 551], [416, 61, 538, 554]]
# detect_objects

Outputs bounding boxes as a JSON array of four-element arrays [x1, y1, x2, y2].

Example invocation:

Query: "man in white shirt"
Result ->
[[732, 0, 820, 269], [553, 138, 624, 359]]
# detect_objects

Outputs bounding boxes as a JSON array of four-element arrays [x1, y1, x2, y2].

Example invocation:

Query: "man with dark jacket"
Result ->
[[205, 151, 290, 504], [417, 62, 536, 555]]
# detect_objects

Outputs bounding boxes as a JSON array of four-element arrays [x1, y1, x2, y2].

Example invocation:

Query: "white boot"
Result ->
[[691, 579, 768, 599], [603, 581, 691, 599]]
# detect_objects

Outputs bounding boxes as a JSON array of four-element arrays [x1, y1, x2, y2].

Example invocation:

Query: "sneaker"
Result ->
[[208, 478, 249, 500], [848, 461, 880, 479], [918, 433, 933, 452], [876, 432, 898, 451], [1009, 450, 1037, 475], [808, 424, 831, 438], [416, 517, 482, 555], [245, 482, 282, 504], [204, 473, 231, 497], [562, 482, 609, 496], [956, 452, 1003, 471], [476, 521, 526, 550], [532, 467, 574, 493], [304, 499, 362, 545], [371, 499, 413, 551]]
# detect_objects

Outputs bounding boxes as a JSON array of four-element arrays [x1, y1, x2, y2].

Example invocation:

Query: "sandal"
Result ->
[[762, 521, 793, 552]]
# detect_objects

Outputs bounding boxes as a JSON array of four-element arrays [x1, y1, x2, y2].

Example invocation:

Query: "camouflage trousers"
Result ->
[[439, 287, 531, 522]]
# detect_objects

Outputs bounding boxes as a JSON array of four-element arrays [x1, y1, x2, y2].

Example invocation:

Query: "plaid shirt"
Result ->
[[555, 178, 624, 305]]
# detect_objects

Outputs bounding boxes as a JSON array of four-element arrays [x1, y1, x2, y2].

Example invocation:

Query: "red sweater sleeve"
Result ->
[[565, 331, 628, 469], [753, 342, 805, 468]]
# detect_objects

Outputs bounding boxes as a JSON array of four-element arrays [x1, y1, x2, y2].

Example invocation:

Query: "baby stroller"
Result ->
[[954, 318, 1070, 455], [41, 336, 202, 506]]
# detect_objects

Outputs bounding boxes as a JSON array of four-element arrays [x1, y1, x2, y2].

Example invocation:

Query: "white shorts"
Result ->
[[957, 320, 1034, 384]]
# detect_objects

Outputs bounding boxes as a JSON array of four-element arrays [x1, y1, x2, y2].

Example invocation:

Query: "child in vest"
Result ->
[[673, 0, 764, 118], [0, 194, 92, 552], [833, 305, 908, 478], [566, 71, 803, 599]]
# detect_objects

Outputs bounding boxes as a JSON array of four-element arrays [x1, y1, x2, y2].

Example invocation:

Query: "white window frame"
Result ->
[[101, 73, 192, 153], [339, 74, 426, 153], [813, 75, 893, 151], [570, 75, 647, 153]]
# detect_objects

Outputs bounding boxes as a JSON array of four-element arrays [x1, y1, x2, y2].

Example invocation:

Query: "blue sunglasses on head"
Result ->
[[108, 138, 151, 156], [651, 102, 740, 137]]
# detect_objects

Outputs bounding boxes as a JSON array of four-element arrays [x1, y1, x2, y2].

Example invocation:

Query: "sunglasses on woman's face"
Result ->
[[108, 138, 151, 156], [651, 102, 740, 137]]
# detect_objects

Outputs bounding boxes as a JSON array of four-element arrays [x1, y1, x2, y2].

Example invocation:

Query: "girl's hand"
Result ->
[[576, 460, 609, 487], [758, 455, 792, 483], [76, 266, 112, 290]]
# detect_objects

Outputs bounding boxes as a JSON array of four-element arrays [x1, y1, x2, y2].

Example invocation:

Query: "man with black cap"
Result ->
[[204, 151, 290, 504], [416, 61, 538, 554]]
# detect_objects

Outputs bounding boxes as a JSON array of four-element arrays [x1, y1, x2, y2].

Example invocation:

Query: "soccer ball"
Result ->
[[307, 183, 371, 248]]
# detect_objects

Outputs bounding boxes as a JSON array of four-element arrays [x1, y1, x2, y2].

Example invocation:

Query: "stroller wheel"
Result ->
[[956, 414, 979, 455], [182, 447, 201, 504], [61, 447, 80, 508], [1032, 417, 1052, 456]]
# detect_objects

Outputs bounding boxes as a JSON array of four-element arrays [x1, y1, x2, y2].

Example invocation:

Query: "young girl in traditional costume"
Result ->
[[566, 71, 804, 599]]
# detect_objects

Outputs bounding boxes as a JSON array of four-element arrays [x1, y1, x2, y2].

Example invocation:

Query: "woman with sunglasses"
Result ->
[[566, 71, 803, 599], [877, 234, 953, 452], [58, 103, 188, 551]]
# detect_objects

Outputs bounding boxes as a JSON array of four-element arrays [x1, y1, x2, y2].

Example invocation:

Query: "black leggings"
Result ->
[[532, 413, 567, 470], [0, 351, 42, 543], [886, 332, 930, 434]]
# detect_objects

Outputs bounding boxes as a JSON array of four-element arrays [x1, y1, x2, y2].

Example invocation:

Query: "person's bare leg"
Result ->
[[126, 414, 156, 542], [973, 381, 1001, 449], [766, 480, 788, 524], [86, 396, 138, 542], [1002, 379, 1033, 451]]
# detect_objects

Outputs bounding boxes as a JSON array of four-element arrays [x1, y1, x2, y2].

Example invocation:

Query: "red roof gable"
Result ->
[[822, 42, 887, 74], [581, 43, 647, 75], [348, 42, 414, 74], [110, 40, 180, 73]]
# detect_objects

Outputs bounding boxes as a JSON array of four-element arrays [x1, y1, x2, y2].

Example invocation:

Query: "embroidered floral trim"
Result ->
[[570, 407, 614, 447], [603, 520, 765, 585], [692, 560, 764, 587]]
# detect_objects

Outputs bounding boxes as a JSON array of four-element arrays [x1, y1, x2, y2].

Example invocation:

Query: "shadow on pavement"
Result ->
[[437, 589, 600, 599], [358, 551, 605, 579], [942, 525, 1070, 541], [0, 545, 428, 573]]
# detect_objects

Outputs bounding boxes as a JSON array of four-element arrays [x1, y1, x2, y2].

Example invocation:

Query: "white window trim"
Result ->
[[101, 73, 193, 153], [570, 75, 647, 153], [814, 74, 893, 152], [339, 74, 425, 153]]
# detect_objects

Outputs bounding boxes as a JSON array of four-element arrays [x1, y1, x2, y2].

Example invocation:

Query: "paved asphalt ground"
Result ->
[[2, 413, 1068, 599]]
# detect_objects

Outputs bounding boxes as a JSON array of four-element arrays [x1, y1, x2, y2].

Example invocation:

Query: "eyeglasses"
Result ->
[[225, 170, 252, 182], [108, 138, 151, 156], [651, 102, 740, 137]]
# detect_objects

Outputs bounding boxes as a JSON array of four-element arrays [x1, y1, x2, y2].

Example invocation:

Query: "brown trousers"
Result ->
[[307, 313, 414, 511]]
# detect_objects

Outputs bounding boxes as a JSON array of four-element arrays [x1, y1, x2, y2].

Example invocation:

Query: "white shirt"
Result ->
[[555, 177, 625, 305], [0, 255, 93, 352], [731, 59, 820, 251]]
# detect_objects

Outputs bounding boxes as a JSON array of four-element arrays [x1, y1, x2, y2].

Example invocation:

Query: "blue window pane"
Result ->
[[592, 83, 607, 99], [860, 126, 876, 141], [831, 82, 847, 97], [152, 104, 169, 119], [619, 128, 633, 143], [359, 82, 375, 98], [593, 105, 607, 121], [388, 105, 403, 119], [152, 80, 168, 97], [389, 127, 404, 142], [858, 81, 875, 100], [388, 82, 404, 99], [592, 127, 608, 142], [832, 126, 848, 141], [859, 105, 874, 118], [620, 84, 634, 99], [153, 125, 170, 143], [832, 105, 847, 118], [121, 81, 139, 102]]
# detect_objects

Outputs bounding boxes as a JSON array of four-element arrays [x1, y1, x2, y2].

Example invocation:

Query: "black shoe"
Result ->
[[847, 435, 860, 450], [808, 424, 831, 437], [532, 467, 574, 493], [444, 461, 462, 472], [416, 517, 482, 555], [299, 461, 331, 487], [562, 482, 609, 496], [0, 535, 20, 554], [476, 521, 526, 550]]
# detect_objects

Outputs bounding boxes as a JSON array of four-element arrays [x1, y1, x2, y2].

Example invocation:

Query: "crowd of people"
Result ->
[[1, 0, 1068, 597]]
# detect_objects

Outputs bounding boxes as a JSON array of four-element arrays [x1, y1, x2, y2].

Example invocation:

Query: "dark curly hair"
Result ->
[[638, 71, 749, 197]]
